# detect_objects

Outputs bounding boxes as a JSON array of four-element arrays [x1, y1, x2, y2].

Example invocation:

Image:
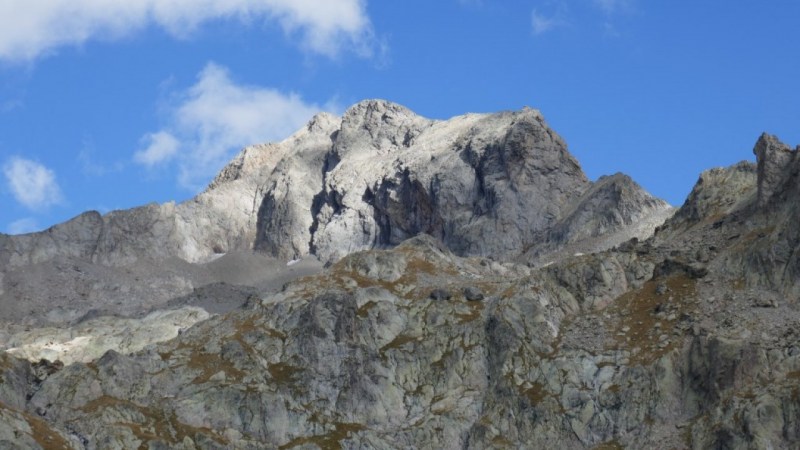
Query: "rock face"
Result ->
[[17, 101, 800, 449], [280, 101, 671, 263], [753, 133, 797, 208], [5, 188, 800, 449], [0, 100, 670, 268], [0, 100, 672, 363]]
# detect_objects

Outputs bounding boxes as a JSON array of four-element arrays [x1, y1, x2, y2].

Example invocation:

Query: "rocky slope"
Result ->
[[5, 102, 796, 449], [0, 100, 670, 365]]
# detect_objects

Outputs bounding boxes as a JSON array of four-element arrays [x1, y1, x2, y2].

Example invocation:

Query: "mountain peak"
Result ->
[[0, 100, 671, 268]]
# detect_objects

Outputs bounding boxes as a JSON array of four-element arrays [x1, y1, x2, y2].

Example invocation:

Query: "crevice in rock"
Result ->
[[368, 168, 445, 248], [308, 149, 343, 256]]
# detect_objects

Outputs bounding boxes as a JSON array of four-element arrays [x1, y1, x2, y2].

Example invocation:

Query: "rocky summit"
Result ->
[[0, 100, 798, 449]]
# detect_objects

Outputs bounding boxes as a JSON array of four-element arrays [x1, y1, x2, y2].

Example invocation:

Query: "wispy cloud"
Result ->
[[531, 0, 634, 37], [134, 132, 180, 167], [0, 0, 375, 62], [2, 157, 63, 211], [0, 98, 22, 113], [7, 217, 40, 235], [531, 9, 565, 35], [78, 143, 126, 177], [135, 62, 333, 191]]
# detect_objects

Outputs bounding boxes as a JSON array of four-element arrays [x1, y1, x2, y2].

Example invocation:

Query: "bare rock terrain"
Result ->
[[2, 101, 796, 449], [0, 100, 668, 366]]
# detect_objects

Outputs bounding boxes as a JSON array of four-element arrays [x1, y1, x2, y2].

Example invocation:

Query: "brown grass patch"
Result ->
[[23, 411, 73, 450], [81, 395, 227, 447], [593, 439, 624, 450], [379, 334, 417, 358], [356, 301, 377, 318], [268, 362, 303, 384], [491, 435, 514, 447], [455, 299, 485, 324], [522, 382, 547, 405], [606, 274, 697, 365], [278, 422, 365, 450], [188, 351, 245, 385]]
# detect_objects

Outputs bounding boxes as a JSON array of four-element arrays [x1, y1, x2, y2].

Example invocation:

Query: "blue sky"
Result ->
[[1, 0, 799, 234]]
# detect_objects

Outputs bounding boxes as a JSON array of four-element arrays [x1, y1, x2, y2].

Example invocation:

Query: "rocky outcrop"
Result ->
[[297, 101, 671, 263], [4, 306, 210, 365], [0, 113, 338, 269], [658, 134, 800, 298], [523, 173, 673, 264], [4, 207, 800, 448], [666, 161, 757, 229], [753, 133, 797, 208]]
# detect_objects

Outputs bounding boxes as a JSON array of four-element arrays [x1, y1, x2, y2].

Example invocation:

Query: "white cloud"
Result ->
[[7, 217, 40, 235], [136, 62, 330, 190], [134, 132, 180, 167], [531, 9, 559, 34], [2, 157, 64, 211], [0, 0, 373, 62]]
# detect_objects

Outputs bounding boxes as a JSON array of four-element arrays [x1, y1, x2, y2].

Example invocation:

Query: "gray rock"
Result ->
[[666, 161, 757, 229], [463, 286, 485, 301], [754, 132, 795, 208], [429, 288, 452, 301]]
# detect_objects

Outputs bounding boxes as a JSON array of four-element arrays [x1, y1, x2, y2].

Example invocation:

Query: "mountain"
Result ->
[[0, 100, 669, 344], [3, 101, 798, 449], [1, 100, 670, 268]]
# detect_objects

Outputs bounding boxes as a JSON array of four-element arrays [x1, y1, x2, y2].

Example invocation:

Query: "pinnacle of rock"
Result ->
[[753, 132, 796, 207]]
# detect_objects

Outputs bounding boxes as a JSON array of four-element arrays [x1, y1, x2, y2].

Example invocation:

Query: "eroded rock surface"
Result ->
[[4, 198, 800, 449]]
